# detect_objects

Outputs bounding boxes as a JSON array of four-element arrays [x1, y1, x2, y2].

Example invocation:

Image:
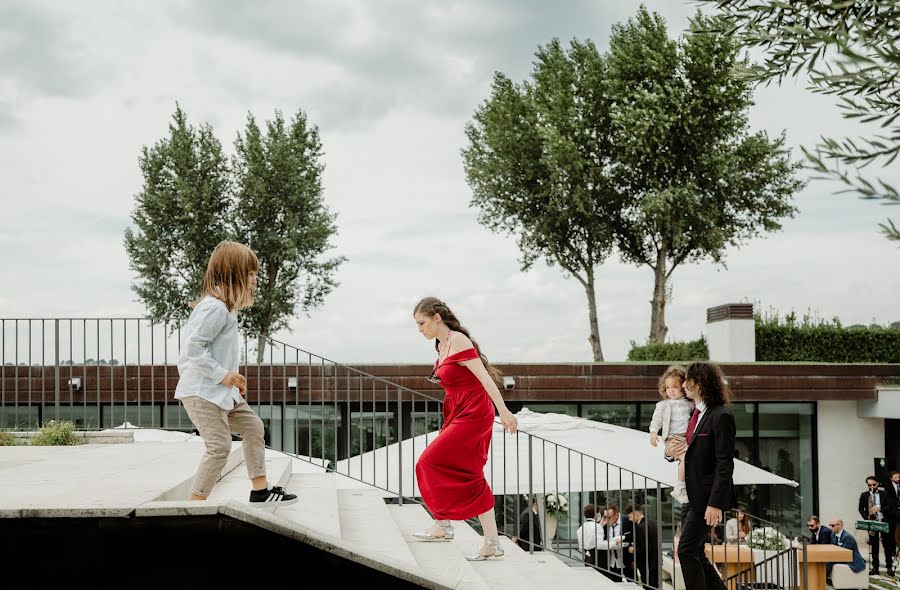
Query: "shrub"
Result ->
[[0, 430, 19, 446], [31, 420, 78, 446], [627, 336, 708, 361], [755, 309, 900, 363]]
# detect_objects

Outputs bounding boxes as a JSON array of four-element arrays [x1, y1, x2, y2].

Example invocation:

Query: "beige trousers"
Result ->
[[181, 395, 267, 498]]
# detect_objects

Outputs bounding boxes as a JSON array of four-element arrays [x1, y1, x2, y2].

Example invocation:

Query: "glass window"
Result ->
[[755, 403, 814, 532], [730, 403, 756, 464], [348, 407, 396, 456], [0, 405, 39, 429], [44, 405, 102, 430], [582, 403, 638, 429], [164, 404, 193, 432], [527, 403, 578, 416], [102, 404, 162, 429], [254, 404, 283, 450], [410, 411, 441, 439], [285, 404, 341, 468]]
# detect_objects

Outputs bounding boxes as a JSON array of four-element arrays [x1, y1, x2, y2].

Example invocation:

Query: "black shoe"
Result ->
[[870, 568, 879, 576], [249, 486, 298, 507]]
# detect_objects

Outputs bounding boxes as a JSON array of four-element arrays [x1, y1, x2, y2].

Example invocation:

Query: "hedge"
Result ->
[[755, 313, 900, 363], [626, 312, 900, 363], [627, 336, 709, 362]]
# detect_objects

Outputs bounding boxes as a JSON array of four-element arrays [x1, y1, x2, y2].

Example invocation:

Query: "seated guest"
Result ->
[[807, 515, 832, 545], [827, 519, 866, 578], [725, 507, 752, 544]]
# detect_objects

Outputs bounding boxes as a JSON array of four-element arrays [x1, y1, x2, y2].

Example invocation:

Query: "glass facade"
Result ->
[[0, 397, 816, 534], [753, 403, 814, 531], [518, 401, 817, 538]]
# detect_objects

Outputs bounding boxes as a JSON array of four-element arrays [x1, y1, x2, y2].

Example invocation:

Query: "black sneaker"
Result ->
[[249, 486, 298, 507]]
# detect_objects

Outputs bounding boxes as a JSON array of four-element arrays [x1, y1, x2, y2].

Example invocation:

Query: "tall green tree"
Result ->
[[125, 105, 232, 321], [125, 106, 344, 361], [234, 110, 345, 362], [700, 0, 900, 242], [463, 39, 619, 361], [607, 8, 804, 343]]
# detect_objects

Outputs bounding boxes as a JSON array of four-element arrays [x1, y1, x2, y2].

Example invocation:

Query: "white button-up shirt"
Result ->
[[577, 518, 604, 553], [174, 295, 241, 410]]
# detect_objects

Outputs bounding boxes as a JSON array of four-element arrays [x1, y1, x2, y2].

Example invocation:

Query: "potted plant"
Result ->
[[747, 526, 792, 584], [543, 491, 568, 543]]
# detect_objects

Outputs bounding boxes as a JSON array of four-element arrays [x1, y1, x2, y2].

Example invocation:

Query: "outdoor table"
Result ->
[[705, 543, 852, 590]]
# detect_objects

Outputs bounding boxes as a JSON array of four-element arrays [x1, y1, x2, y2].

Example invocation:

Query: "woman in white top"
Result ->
[[175, 241, 297, 506], [725, 507, 751, 544]]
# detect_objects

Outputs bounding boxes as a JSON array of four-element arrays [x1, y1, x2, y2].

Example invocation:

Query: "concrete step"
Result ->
[[566, 566, 643, 588], [154, 441, 244, 502], [269, 472, 342, 539], [337, 489, 419, 571], [452, 522, 624, 590], [388, 504, 492, 590], [204, 449, 291, 504]]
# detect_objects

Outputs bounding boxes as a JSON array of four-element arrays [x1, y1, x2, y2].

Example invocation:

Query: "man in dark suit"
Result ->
[[626, 504, 660, 589], [512, 495, 543, 551], [828, 519, 867, 577], [858, 475, 895, 575], [884, 470, 900, 574], [666, 362, 735, 590], [807, 515, 833, 545]]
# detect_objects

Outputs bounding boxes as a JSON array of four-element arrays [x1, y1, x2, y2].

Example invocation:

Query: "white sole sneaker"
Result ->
[[248, 496, 299, 508]]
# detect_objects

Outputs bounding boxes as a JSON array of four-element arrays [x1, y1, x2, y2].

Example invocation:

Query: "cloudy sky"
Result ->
[[1, 0, 897, 364]]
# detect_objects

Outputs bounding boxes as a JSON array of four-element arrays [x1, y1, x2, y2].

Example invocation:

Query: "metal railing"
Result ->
[[0, 318, 809, 589], [710, 509, 810, 590]]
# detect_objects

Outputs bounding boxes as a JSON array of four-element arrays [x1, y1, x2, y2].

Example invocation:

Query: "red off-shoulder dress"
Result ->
[[415, 347, 496, 520]]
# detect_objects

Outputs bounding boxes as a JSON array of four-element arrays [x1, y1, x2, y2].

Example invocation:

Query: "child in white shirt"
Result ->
[[648, 365, 694, 504], [175, 241, 297, 506]]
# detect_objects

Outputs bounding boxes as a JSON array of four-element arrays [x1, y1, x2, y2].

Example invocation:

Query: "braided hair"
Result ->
[[414, 297, 502, 383]]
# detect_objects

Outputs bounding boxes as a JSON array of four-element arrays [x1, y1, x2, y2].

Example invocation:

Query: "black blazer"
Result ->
[[858, 488, 895, 521], [632, 518, 660, 572], [516, 508, 543, 551], [684, 404, 736, 510], [810, 525, 832, 545], [883, 480, 900, 520]]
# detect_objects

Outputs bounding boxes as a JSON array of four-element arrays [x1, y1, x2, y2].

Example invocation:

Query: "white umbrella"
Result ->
[[334, 408, 798, 498]]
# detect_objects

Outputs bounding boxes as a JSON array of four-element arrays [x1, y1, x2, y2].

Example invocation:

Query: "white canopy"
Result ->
[[334, 409, 799, 497]]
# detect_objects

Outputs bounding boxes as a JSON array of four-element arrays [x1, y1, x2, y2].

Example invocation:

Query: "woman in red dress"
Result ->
[[411, 297, 518, 560]]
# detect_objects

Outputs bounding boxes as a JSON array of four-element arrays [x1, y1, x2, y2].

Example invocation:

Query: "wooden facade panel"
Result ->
[[0, 363, 895, 405]]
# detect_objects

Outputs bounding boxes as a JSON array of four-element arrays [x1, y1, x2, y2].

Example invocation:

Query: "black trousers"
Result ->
[[870, 523, 897, 571], [678, 505, 726, 590], [635, 559, 659, 589]]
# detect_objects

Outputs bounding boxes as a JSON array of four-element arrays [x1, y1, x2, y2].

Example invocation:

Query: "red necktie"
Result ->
[[686, 408, 701, 444]]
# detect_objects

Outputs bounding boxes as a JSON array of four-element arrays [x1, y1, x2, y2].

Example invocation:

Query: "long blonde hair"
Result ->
[[413, 297, 502, 383], [658, 365, 686, 399], [194, 241, 259, 312]]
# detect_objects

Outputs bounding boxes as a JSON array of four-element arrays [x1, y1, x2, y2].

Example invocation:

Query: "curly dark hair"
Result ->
[[685, 362, 732, 407]]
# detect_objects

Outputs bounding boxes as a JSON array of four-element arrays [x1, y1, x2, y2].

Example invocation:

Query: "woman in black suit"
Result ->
[[666, 362, 736, 590]]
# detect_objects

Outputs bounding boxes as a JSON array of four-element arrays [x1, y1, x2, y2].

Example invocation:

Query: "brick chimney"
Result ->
[[706, 303, 755, 362]]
